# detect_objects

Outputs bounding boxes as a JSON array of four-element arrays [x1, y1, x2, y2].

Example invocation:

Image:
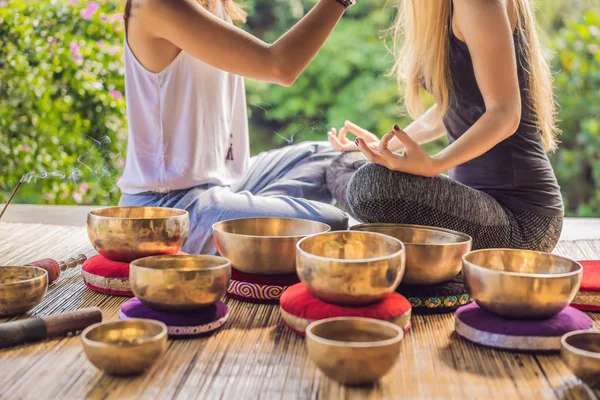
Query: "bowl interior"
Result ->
[[132, 255, 229, 272], [352, 224, 469, 245], [213, 218, 330, 238], [298, 231, 402, 261], [464, 250, 581, 275], [308, 318, 401, 345], [564, 332, 600, 355], [0, 266, 46, 285], [90, 206, 186, 219], [85, 320, 165, 346]]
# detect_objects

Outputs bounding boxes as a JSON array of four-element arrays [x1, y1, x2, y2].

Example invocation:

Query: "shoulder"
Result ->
[[452, 0, 514, 40]]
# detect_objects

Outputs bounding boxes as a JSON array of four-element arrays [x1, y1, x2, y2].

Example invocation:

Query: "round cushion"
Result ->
[[280, 283, 412, 336], [572, 260, 600, 312], [227, 268, 300, 304], [396, 274, 472, 314], [455, 303, 594, 353], [119, 297, 229, 337], [82, 255, 133, 296]]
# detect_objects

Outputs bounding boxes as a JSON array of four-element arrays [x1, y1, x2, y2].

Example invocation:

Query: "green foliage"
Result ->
[[0, 0, 598, 217], [0, 0, 125, 205]]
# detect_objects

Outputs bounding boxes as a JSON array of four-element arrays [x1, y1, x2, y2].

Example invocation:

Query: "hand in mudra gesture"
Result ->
[[327, 120, 379, 152]]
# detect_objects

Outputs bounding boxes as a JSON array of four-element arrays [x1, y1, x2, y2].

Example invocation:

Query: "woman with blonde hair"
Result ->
[[119, 0, 355, 254], [327, 0, 563, 251]]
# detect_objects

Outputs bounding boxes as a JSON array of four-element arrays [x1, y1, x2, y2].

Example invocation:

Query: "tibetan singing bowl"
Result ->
[[561, 330, 600, 389], [81, 319, 167, 376], [296, 231, 405, 306], [213, 217, 331, 275], [0, 266, 48, 317], [130, 255, 231, 311], [87, 206, 189, 262], [463, 249, 582, 319], [351, 224, 472, 285], [306, 317, 404, 385]]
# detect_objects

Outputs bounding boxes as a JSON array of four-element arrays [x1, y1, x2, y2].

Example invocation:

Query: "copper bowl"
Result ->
[[296, 231, 405, 306], [351, 224, 472, 285], [130, 255, 231, 312], [81, 319, 167, 376], [0, 266, 48, 317], [87, 206, 189, 262], [213, 217, 331, 275], [463, 249, 582, 319], [561, 330, 600, 389], [306, 317, 404, 385]]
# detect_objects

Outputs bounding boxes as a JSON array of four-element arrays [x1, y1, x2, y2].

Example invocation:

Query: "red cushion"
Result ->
[[572, 260, 600, 312], [227, 268, 300, 304], [82, 255, 133, 296], [280, 283, 412, 336]]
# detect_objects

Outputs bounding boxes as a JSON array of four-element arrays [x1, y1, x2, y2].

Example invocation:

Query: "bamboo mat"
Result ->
[[0, 222, 598, 400]]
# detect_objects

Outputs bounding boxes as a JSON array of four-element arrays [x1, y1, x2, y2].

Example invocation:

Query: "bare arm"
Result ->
[[432, 0, 521, 171], [134, 0, 347, 86]]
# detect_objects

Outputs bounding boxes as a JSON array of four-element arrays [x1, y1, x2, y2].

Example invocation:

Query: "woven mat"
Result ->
[[0, 222, 598, 400]]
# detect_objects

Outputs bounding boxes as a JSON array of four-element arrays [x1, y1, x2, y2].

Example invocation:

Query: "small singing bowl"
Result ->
[[87, 206, 190, 263], [213, 217, 331, 275], [296, 231, 405, 306], [82, 319, 167, 376], [561, 330, 600, 389], [0, 266, 48, 317], [306, 317, 404, 385], [463, 249, 582, 319], [351, 224, 472, 285], [130, 255, 231, 312]]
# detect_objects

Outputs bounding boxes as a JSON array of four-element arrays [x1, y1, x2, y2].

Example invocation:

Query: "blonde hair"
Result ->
[[198, 0, 247, 23], [392, 0, 559, 152]]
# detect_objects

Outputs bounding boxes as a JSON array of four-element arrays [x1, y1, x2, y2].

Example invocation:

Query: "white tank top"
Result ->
[[118, 5, 250, 194]]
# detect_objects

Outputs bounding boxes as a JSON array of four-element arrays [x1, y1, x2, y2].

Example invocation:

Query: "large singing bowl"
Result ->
[[213, 217, 331, 275], [0, 266, 48, 317], [296, 231, 405, 306], [351, 224, 471, 285], [463, 249, 582, 320], [87, 206, 189, 263]]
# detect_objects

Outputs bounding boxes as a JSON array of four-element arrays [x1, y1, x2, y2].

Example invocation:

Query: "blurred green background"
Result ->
[[1, 0, 599, 215]]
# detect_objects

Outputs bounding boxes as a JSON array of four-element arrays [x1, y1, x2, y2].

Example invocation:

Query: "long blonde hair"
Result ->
[[392, 0, 559, 152], [198, 0, 247, 23]]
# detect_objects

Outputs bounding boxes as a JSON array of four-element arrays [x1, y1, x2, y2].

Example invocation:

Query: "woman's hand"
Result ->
[[327, 120, 379, 152], [356, 124, 442, 177]]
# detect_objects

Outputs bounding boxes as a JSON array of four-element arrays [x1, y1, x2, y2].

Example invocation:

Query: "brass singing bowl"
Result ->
[[130, 255, 231, 312], [463, 249, 582, 319], [296, 231, 405, 306], [87, 206, 190, 263], [351, 224, 472, 285], [561, 330, 600, 389], [306, 317, 404, 385], [213, 217, 331, 275], [81, 319, 167, 376], [0, 267, 48, 317]]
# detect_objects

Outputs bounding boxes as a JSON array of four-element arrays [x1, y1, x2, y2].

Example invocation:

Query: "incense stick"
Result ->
[[0, 174, 26, 220]]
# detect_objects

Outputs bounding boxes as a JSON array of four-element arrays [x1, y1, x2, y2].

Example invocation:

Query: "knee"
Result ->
[[346, 163, 392, 210]]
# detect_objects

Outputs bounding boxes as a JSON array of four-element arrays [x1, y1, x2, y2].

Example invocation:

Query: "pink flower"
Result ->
[[108, 46, 120, 55], [70, 42, 79, 53], [70, 0, 78, 5], [109, 90, 122, 99], [49, 37, 57, 46], [80, 9, 93, 19], [80, 183, 89, 193], [110, 14, 123, 23], [72, 192, 83, 204], [100, 14, 108, 22], [0, 0, 7, 6], [87, 2, 99, 13]]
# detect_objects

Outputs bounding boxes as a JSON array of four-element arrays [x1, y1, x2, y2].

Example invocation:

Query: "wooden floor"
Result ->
[[0, 222, 599, 400]]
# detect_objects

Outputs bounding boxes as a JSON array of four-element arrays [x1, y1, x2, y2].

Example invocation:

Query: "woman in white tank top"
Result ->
[[119, 0, 355, 254]]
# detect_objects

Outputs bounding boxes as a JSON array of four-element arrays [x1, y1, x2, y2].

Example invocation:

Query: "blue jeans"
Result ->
[[120, 141, 349, 254]]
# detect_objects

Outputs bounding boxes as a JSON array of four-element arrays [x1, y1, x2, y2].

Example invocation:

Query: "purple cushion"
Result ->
[[119, 297, 229, 336], [455, 303, 593, 352]]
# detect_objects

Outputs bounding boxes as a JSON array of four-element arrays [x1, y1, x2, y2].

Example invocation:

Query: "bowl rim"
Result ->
[[463, 248, 583, 279], [88, 206, 188, 220], [81, 319, 168, 348], [0, 266, 48, 288], [296, 231, 405, 263], [561, 329, 600, 359], [212, 217, 331, 239], [306, 317, 404, 348], [350, 223, 472, 246], [130, 254, 231, 272]]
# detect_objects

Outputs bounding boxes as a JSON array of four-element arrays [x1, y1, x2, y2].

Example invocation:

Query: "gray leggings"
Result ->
[[326, 153, 563, 252]]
